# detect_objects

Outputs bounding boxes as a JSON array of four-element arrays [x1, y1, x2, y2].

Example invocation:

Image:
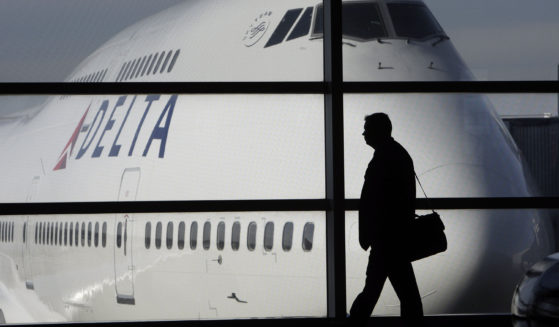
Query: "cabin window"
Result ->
[[121, 61, 132, 81], [145, 222, 151, 249], [1, 222, 4, 242], [247, 222, 257, 251], [265, 8, 303, 48], [217, 221, 225, 250], [87, 222, 92, 247], [313, 3, 387, 41], [117, 222, 123, 248], [34, 223, 38, 244], [203, 221, 211, 250], [116, 63, 126, 82], [22, 222, 26, 243], [56, 222, 60, 245], [94, 222, 99, 247], [166, 222, 174, 250], [42, 222, 46, 244], [282, 222, 294, 251], [101, 69, 108, 81], [286, 7, 313, 41], [190, 221, 198, 250], [59, 222, 63, 246], [160, 51, 173, 73], [303, 223, 315, 251], [141, 54, 153, 76], [387, 3, 443, 40], [69, 222, 74, 247], [168, 50, 180, 72], [10, 222, 13, 242], [147, 53, 159, 75], [81, 222, 86, 247], [129, 58, 140, 80], [102, 222, 107, 247], [178, 221, 185, 250], [135, 56, 147, 79], [48, 222, 52, 245], [155, 222, 162, 249], [124, 59, 136, 80], [231, 221, 240, 251], [64, 222, 68, 246], [153, 51, 165, 74], [75, 221, 79, 247], [264, 221, 274, 251]]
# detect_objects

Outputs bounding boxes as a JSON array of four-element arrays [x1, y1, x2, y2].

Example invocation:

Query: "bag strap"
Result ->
[[415, 172, 436, 214]]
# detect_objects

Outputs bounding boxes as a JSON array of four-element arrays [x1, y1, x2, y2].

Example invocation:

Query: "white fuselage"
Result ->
[[0, 0, 555, 322]]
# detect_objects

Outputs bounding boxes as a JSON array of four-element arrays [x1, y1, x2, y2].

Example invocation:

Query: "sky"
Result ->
[[0, 0, 558, 115]]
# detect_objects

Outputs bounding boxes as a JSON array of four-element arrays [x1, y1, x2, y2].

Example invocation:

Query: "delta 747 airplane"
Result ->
[[0, 0, 555, 323]]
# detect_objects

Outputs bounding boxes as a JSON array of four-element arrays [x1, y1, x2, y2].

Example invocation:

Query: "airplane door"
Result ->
[[114, 168, 140, 305], [23, 176, 39, 290]]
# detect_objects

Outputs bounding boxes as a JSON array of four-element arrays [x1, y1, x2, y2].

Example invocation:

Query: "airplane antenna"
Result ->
[[40, 158, 46, 176]]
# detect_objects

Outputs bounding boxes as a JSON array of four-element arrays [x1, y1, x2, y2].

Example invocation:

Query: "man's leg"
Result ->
[[386, 259, 423, 324], [349, 251, 388, 325]]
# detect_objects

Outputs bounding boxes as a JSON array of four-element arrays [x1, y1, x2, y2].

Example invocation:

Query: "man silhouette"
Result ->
[[349, 113, 423, 326]]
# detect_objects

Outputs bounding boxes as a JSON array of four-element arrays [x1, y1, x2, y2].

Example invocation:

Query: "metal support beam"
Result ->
[[323, 0, 346, 319]]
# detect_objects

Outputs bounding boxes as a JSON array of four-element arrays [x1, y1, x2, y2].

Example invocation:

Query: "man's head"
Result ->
[[363, 113, 392, 149]]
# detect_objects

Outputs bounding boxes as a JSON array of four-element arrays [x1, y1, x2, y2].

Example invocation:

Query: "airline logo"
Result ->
[[54, 94, 177, 171], [243, 11, 272, 47]]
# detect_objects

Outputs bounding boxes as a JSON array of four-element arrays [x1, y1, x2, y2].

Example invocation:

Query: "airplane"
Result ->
[[0, 0, 555, 323]]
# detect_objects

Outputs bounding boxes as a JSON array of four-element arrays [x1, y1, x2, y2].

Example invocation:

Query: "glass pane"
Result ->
[[344, 94, 558, 198], [345, 209, 556, 315], [0, 212, 326, 322], [0, 95, 323, 202], [342, 1, 559, 81], [0, 1, 323, 82]]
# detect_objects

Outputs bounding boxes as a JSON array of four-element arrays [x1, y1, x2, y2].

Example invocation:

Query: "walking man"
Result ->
[[349, 113, 424, 326]]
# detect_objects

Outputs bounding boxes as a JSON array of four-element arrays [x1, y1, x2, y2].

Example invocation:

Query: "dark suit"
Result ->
[[350, 137, 423, 324]]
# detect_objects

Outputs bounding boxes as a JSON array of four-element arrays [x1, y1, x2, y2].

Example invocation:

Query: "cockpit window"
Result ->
[[387, 3, 444, 39], [312, 3, 387, 41]]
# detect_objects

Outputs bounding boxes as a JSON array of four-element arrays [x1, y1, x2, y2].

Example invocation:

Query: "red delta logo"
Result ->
[[53, 105, 90, 170], [53, 94, 177, 171]]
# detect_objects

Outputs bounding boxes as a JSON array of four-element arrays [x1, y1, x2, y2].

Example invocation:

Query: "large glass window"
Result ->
[[345, 209, 555, 315], [343, 94, 558, 198]]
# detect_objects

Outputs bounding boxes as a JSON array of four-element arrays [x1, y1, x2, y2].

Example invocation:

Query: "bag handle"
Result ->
[[415, 172, 436, 214]]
